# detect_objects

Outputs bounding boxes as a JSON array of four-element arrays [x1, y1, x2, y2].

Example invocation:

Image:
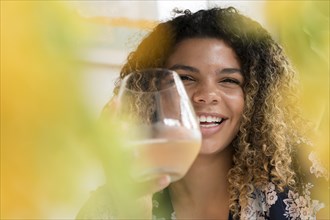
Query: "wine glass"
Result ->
[[114, 68, 201, 182]]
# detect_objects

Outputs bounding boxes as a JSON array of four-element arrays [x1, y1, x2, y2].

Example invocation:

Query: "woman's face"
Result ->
[[165, 38, 244, 154]]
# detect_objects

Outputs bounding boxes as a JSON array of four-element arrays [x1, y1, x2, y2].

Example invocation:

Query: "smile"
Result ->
[[198, 115, 224, 128]]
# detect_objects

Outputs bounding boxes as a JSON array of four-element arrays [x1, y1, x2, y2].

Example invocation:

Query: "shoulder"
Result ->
[[242, 182, 324, 220]]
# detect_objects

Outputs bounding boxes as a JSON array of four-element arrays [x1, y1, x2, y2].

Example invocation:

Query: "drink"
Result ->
[[130, 138, 201, 182], [115, 69, 202, 183]]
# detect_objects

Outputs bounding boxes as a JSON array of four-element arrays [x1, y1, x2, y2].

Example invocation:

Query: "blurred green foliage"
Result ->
[[265, 1, 329, 219], [1, 1, 141, 219]]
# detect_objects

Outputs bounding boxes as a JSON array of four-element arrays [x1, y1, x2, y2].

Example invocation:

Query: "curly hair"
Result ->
[[115, 7, 306, 219]]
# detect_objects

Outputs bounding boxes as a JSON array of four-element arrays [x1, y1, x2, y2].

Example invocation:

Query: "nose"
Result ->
[[192, 84, 220, 105]]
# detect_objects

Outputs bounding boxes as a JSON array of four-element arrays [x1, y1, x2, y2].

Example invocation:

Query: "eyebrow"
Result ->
[[169, 64, 199, 73], [169, 64, 242, 75], [219, 68, 242, 74]]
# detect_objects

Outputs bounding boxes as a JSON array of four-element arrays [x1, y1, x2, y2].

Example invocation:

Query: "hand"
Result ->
[[76, 174, 170, 220], [129, 175, 171, 218], [134, 174, 171, 196], [100, 172, 171, 219], [97, 98, 171, 218]]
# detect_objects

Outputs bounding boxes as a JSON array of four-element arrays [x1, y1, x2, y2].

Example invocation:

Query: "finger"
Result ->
[[134, 175, 171, 196]]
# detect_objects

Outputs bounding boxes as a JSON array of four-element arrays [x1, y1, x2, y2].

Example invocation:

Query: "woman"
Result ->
[[78, 7, 325, 219]]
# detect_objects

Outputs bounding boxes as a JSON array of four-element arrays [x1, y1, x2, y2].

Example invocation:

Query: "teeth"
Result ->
[[206, 116, 213, 122], [200, 123, 218, 128], [200, 115, 206, 122], [198, 115, 222, 123]]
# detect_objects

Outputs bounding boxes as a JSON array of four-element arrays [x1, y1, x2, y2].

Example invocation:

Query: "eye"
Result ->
[[221, 78, 241, 85], [179, 75, 195, 82]]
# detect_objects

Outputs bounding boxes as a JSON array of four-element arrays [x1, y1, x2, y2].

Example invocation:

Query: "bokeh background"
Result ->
[[1, 1, 328, 219]]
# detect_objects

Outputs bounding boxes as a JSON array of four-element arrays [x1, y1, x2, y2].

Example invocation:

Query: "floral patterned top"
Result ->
[[76, 151, 328, 220], [152, 182, 324, 220]]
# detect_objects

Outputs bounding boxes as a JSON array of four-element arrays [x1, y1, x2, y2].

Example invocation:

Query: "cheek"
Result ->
[[225, 93, 244, 138], [224, 91, 245, 116], [183, 86, 195, 100]]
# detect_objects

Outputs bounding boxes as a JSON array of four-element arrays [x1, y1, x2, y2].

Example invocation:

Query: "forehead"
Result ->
[[166, 38, 240, 68]]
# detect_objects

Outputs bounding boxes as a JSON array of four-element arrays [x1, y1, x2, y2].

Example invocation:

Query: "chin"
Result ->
[[198, 143, 227, 155], [198, 137, 236, 155]]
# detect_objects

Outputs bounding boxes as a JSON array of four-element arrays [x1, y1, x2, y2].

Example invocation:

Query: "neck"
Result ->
[[168, 146, 233, 218]]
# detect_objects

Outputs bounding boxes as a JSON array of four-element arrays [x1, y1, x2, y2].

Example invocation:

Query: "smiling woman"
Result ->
[[165, 38, 244, 155], [77, 6, 328, 220]]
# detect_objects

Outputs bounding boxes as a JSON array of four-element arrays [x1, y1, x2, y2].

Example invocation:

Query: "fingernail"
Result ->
[[159, 175, 171, 186]]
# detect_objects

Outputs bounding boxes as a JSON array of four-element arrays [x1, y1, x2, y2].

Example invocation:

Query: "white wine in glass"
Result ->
[[115, 68, 201, 182]]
